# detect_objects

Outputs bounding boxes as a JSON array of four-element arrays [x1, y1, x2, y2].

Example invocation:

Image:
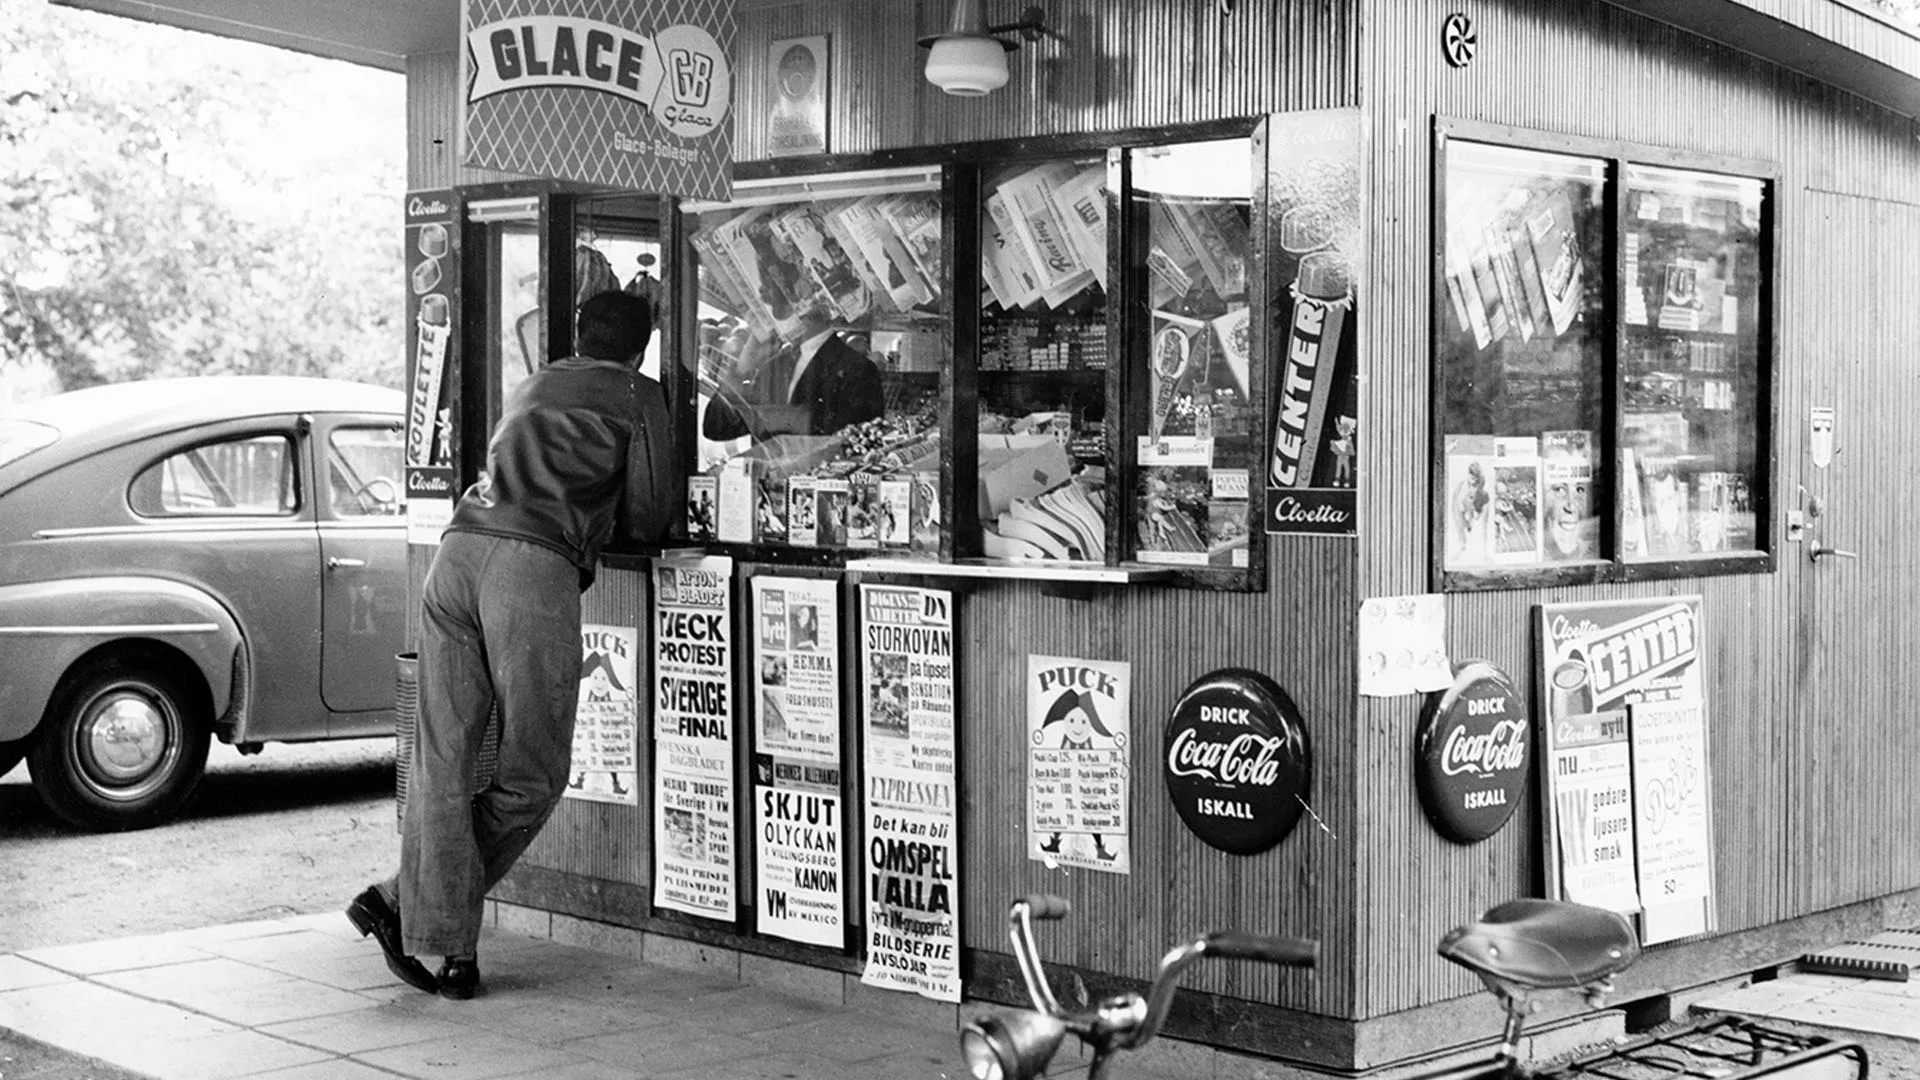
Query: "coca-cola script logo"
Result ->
[[1162, 669, 1312, 856], [1415, 660, 1529, 845]]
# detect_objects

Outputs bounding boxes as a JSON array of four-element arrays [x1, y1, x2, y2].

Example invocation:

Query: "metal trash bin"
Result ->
[[394, 651, 500, 829]]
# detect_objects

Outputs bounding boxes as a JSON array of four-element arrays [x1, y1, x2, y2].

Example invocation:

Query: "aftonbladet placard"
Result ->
[[652, 555, 737, 920], [750, 576, 844, 948], [858, 585, 959, 1002]]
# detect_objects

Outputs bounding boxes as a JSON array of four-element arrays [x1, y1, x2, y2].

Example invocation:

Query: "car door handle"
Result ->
[[327, 557, 368, 570]]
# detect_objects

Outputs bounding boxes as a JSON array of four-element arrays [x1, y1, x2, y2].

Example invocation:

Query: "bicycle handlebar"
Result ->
[[1203, 930, 1319, 968]]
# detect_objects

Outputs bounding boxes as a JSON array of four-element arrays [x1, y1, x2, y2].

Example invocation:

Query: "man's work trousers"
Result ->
[[399, 530, 582, 958]]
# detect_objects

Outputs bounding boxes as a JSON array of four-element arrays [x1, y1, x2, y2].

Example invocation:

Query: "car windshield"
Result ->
[[0, 419, 58, 469]]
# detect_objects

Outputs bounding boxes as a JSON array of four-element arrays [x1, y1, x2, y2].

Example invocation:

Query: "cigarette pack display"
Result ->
[[787, 475, 818, 546], [687, 476, 719, 541]]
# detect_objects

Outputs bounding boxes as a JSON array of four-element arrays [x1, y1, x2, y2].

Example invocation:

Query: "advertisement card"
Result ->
[[652, 556, 737, 921], [859, 585, 959, 1002], [1026, 655, 1131, 875]]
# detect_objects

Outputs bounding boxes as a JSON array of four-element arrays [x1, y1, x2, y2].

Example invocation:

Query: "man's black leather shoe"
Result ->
[[436, 956, 480, 1000], [346, 887, 437, 994]]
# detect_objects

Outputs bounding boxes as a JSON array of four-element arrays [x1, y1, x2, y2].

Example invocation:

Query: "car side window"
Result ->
[[327, 425, 404, 518], [130, 435, 297, 517]]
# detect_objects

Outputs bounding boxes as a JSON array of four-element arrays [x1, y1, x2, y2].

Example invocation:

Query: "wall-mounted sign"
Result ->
[[567, 623, 640, 804], [1810, 405, 1834, 468], [767, 35, 828, 157], [462, 0, 735, 200], [1263, 110, 1361, 537], [1442, 13, 1477, 68], [1415, 660, 1528, 844], [1027, 656, 1131, 874], [403, 188, 457, 546], [1162, 669, 1312, 855], [652, 554, 737, 921]]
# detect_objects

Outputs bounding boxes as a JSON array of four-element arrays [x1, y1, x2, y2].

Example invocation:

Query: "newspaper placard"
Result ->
[[1547, 709, 1640, 913], [652, 555, 737, 920], [751, 576, 844, 948], [858, 584, 960, 1002], [1027, 655, 1131, 874], [753, 772, 842, 947], [752, 577, 840, 764], [566, 623, 639, 804]]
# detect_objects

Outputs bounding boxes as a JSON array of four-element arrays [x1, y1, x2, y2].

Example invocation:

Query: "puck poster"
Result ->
[[565, 623, 639, 804], [1027, 655, 1131, 874], [750, 576, 844, 947], [652, 555, 737, 920], [1263, 109, 1361, 537], [858, 584, 959, 1002]]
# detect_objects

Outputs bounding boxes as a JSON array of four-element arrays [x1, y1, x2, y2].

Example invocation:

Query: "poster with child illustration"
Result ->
[[1026, 655, 1131, 874], [566, 624, 638, 805]]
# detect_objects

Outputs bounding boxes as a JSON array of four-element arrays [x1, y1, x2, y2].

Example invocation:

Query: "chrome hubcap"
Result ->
[[80, 690, 175, 793]]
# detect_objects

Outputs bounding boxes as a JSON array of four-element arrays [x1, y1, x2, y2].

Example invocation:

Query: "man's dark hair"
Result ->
[[575, 290, 653, 362]]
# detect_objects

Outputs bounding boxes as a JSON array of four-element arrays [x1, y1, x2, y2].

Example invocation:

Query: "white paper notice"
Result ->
[[1358, 594, 1452, 697]]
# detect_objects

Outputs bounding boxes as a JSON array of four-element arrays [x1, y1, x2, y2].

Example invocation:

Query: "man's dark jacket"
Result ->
[[702, 331, 884, 441], [447, 357, 676, 588]]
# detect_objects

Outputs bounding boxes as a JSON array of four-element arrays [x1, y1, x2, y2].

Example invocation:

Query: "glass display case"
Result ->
[[976, 156, 1110, 563], [1438, 141, 1609, 572], [685, 169, 948, 552], [1127, 137, 1259, 569], [1618, 165, 1764, 561]]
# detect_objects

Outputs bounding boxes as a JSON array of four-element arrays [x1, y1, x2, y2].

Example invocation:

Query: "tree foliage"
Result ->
[[0, 0, 404, 394]]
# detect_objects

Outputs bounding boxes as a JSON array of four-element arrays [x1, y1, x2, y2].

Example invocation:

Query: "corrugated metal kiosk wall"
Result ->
[[400, 0, 1920, 1071]]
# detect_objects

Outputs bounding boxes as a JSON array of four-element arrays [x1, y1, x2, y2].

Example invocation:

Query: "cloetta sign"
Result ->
[[1161, 669, 1312, 855], [463, 1, 735, 200], [1415, 660, 1529, 844]]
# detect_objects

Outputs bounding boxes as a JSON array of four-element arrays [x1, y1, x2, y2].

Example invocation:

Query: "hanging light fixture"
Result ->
[[918, 1, 1052, 98]]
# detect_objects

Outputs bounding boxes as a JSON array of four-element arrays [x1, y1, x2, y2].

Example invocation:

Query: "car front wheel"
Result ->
[[28, 656, 211, 831]]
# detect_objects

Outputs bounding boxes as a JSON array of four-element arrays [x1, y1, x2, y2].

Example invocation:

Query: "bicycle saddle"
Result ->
[[1436, 898, 1640, 990]]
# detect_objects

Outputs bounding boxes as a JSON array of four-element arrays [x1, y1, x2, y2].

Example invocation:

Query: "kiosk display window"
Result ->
[[686, 169, 948, 552], [1435, 125, 1773, 590], [1127, 138, 1258, 569], [977, 156, 1110, 563]]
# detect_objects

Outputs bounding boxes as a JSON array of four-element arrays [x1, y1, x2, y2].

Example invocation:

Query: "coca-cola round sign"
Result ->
[[1416, 660, 1530, 845], [1162, 669, 1312, 855]]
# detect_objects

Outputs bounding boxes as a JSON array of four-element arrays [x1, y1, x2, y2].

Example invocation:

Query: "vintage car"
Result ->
[[0, 376, 408, 831]]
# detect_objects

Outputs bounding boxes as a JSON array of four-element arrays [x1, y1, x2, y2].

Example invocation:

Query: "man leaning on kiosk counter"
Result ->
[[348, 290, 678, 1000]]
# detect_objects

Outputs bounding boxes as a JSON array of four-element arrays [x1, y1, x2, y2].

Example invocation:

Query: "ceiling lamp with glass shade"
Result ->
[[918, 1, 1054, 97]]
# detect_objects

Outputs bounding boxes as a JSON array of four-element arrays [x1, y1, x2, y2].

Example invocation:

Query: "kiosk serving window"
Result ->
[[1435, 124, 1772, 590], [685, 168, 948, 551]]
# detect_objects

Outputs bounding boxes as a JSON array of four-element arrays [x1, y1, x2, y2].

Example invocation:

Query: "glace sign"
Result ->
[[1415, 660, 1528, 844], [1162, 669, 1312, 855]]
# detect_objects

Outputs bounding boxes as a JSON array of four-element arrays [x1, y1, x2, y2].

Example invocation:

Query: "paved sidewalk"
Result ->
[[0, 911, 967, 1080]]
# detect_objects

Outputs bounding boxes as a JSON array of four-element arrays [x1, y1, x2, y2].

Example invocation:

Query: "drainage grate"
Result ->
[[1797, 929, 1920, 982]]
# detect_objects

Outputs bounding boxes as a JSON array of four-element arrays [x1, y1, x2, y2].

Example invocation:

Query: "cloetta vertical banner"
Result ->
[[462, 0, 735, 201]]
